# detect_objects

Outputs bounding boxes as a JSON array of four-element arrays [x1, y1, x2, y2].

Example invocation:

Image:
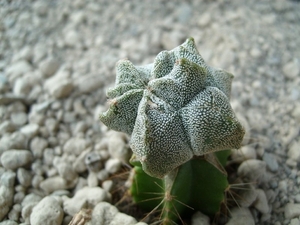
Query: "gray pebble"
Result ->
[[8, 204, 21, 221], [288, 141, 300, 163], [63, 187, 109, 216], [87, 202, 145, 225], [20, 124, 39, 138], [0, 221, 19, 225], [0, 171, 16, 220], [191, 211, 210, 225], [87, 172, 98, 187], [105, 158, 122, 174], [40, 176, 68, 194], [14, 191, 25, 204], [17, 168, 32, 187], [63, 137, 90, 156], [237, 159, 266, 182], [85, 151, 102, 172], [284, 203, 300, 219], [1, 150, 33, 170], [56, 162, 78, 182], [75, 74, 104, 94], [45, 117, 59, 133], [263, 153, 279, 172], [30, 196, 63, 225], [39, 58, 60, 78], [13, 77, 32, 96], [290, 218, 300, 225], [10, 112, 28, 126], [30, 137, 48, 159], [31, 175, 44, 189], [283, 60, 299, 79], [253, 189, 269, 214], [225, 207, 255, 225], [0, 120, 16, 135]]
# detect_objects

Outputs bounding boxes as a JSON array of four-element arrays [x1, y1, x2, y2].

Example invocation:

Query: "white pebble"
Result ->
[[253, 189, 269, 214], [63, 187, 109, 216], [284, 203, 300, 219], [1, 150, 33, 170], [105, 158, 122, 174], [30, 196, 63, 225], [237, 159, 266, 182]]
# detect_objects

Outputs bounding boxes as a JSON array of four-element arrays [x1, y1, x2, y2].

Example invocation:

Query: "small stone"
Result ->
[[14, 191, 25, 204], [1, 150, 33, 170], [22, 203, 38, 224], [97, 169, 109, 181], [110, 212, 137, 225], [63, 187, 108, 216], [17, 168, 32, 187], [102, 180, 113, 192], [0, 171, 16, 220], [85, 151, 102, 172], [5, 61, 32, 79], [64, 30, 81, 48], [8, 204, 21, 221], [20, 124, 39, 138], [39, 58, 60, 77], [0, 220, 19, 225], [10, 112, 28, 126], [225, 207, 255, 225], [284, 203, 300, 219], [63, 137, 90, 156], [231, 146, 257, 163], [262, 153, 279, 172], [30, 137, 48, 158], [40, 176, 68, 194], [31, 175, 44, 189], [250, 48, 262, 58], [288, 141, 300, 162], [253, 189, 269, 214], [45, 117, 59, 133], [56, 162, 78, 181], [237, 184, 258, 207], [191, 211, 210, 225], [87, 172, 98, 187], [0, 121, 16, 134], [105, 158, 122, 174], [198, 13, 211, 28], [73, 148, 90, 173], [21, 193, 42, 208], [75, 74, 104, 94], [237, 159, 266, 182], [13, 77, 32, 96], [30, 196, 63, 225], [283, 60, 299, 79], [44, 70, 73, 98], [290, 218, 300, 225], [292, 104, 300, 123], [87, 202, 138, 225]]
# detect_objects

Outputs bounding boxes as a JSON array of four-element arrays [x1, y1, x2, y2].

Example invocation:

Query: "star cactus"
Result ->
[[100, 37, 245, 224]]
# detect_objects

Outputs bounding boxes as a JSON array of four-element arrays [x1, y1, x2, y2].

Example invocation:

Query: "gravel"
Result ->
[[0, 0, 300, 224]]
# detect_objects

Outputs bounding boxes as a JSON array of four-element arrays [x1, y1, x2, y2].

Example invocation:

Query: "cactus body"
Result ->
[[100, 38, 245, 224], [130, 150, 231, 224]]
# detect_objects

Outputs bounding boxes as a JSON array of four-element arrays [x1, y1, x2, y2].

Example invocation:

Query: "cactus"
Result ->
[[100, 38, 245, 224]]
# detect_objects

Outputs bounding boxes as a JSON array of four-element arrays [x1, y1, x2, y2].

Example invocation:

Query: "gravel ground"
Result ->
[[0, 0, 300, 224]]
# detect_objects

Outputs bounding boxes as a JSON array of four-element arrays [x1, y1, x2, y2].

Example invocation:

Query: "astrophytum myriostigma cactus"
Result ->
[[100, 37, 245, 224], [100, 37, 244, 178]]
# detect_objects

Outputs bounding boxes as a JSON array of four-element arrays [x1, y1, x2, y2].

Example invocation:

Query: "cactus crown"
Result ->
[[100, 37, 245, 178]]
